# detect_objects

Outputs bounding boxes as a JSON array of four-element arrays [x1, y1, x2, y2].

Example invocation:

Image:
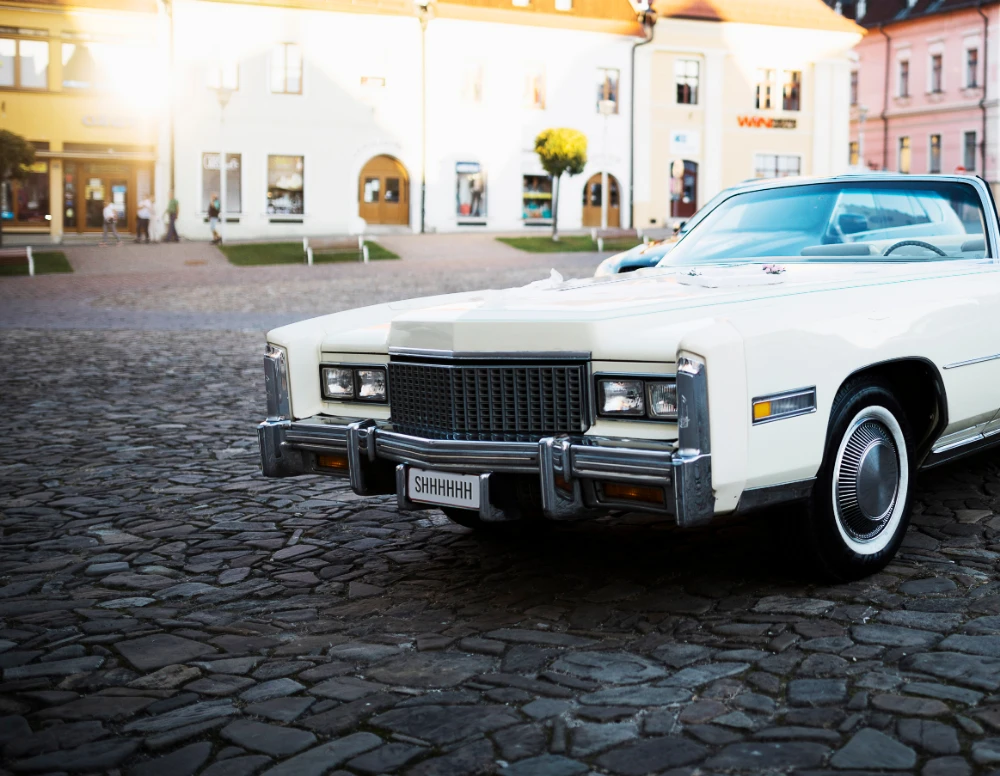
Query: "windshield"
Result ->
[[661, 180, 990, 265]]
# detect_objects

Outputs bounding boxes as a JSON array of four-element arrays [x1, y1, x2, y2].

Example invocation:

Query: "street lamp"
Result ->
[[598, 98, 616, 229], [213, 85, 233, 243]]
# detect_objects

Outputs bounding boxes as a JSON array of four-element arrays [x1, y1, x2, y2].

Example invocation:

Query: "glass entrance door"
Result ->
[[84, 176, 107, 230]]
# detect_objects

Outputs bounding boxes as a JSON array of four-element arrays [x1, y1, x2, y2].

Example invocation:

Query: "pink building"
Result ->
[[829, 0, 997, 192]]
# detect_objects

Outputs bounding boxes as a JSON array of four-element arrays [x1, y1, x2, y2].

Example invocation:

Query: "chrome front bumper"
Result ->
[[258, 415, 714, 527]]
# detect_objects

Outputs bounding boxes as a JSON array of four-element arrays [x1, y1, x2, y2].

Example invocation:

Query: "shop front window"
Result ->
[[1, 160, 50, 225], [522, 174, 552, 221], [201, 152, 242, 214], [456, 162, 486, 221], [267, 155, 304, 215]]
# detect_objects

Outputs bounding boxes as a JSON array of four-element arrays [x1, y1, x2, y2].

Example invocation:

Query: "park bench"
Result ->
[[0, 246, 34, 276], [590, 227, 645, 252], [302, 236, 369, 265]]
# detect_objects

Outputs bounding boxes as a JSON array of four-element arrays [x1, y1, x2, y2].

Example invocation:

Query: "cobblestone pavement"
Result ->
[[4, 245, 1000, 775]]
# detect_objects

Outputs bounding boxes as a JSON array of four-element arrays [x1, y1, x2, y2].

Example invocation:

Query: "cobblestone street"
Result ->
[[3, 241, 1000, 775]]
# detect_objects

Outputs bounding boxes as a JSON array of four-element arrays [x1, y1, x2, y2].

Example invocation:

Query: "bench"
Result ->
[[590, 228, 645, 252], [0, 246, 34, 276], [302, 236, 369, 265]]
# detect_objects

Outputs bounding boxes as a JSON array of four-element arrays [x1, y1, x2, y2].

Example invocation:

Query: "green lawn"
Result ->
[[497, 235, 640, 253], [220, 241, 399, 266], [0, 250, 73, 277]]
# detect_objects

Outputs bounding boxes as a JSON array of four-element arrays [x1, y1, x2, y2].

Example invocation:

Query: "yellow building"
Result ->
[[0, 0, 165, 240]]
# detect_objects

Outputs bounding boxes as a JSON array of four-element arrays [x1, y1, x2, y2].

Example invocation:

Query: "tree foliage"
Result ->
[[534, 128, 587, 240], [534, 128, 587, 178], [0, 130, 36, 247]]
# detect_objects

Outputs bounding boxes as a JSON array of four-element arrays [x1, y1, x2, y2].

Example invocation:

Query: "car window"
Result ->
[[663, 180, 990, 264]]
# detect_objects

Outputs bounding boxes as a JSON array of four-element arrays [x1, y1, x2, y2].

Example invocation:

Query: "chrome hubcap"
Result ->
[[835, 419, 900, 542]]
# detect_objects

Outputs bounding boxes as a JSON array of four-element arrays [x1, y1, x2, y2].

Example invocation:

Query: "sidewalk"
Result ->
[[54, 241, 231, 276]]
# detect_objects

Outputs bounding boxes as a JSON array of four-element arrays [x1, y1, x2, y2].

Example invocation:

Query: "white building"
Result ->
[[169, 0, 643, 240], [633, 0, 862, 228]]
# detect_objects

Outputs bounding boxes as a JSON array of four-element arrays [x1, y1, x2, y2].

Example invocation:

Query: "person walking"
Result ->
[[101, 201, 121, 246], [136, 196, 153, 243], [208, 193, 221, 245], [165, 192, 179, 242]]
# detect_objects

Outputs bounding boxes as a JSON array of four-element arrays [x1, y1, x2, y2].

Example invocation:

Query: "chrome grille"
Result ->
[[388, 359, 589, 441]]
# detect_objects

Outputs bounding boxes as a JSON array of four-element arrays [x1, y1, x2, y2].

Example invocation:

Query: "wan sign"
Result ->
[[737, 116, 797, 129]]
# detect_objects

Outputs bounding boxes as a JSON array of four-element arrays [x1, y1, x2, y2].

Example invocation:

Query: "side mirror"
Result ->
[[837, 212, 868, 235]]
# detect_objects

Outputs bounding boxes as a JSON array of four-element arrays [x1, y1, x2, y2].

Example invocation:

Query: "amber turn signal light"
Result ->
[[602, 481, 665, 505], [317, 454, 349, 470]]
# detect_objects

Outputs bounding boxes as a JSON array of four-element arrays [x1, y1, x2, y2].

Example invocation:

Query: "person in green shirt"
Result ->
[[165, 193, 179, 242]]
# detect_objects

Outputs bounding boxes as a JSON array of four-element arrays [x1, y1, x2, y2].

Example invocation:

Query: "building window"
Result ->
[[267, 155, 304, 215], [512, 0, 529, 7], [206, 61, 239, 91], [898, 59, 909, 97], [753, 154, 801, 179], [930, 53, 943, 93], [0, 159, 49, 224], [898, 136, 911, 173], [965, 131, 977, 170], [522, 174, 552, 221], [271, 43, 302, 94], [755, 69, 775, 109], [967, 48, 979, 88], [929, 134, 942, 173], [850, 70, 858, 106], [461, 64, 483, 102], [675, 59, 699, 105], [0, 35, 49, 90], [555, 0, 572, 9], [596, 68, 619, 113], [525, 65, 545, 109], [849, 141, 859, 166], [782, 70, 801, 111], [201, 153, 242, 214], [62, 40, 138, 90], [456, 162, 486, 221]]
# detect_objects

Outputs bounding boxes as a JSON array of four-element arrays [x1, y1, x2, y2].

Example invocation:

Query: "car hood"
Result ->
[[315, 260, 994, 361]]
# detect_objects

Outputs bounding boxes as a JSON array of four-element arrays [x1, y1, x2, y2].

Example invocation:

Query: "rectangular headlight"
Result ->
[[357, 368, 387, 402], [321, 366, 355, 400], [647, 381, 678, 419], [598, 379, 645, 416]]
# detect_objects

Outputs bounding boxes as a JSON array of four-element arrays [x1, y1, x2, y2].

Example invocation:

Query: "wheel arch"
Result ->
[[835, 357, 948, 467]]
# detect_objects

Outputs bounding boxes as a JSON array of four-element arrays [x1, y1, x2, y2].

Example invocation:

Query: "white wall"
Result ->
[[171, 0, 421, 240], [171, 1, 636, 239], [424, 18, 634, 232]]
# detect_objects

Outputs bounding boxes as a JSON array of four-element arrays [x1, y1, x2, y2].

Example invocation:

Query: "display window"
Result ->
[[522, 174, 552, 221], [201, 152, 242, 214], [1, 160, 49, 225], [267, 155, 304, 215], [456, 162, 486, 222]]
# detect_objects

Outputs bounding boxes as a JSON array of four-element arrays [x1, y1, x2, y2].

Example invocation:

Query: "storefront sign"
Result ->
[[202, 153, 241, 171], [737, 116, 797, 129], [669, 130, 700, 157]]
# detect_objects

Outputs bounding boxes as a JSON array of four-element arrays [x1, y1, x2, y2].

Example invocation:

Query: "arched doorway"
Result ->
[[581, 173, 621, 228], [359, 156, 409, 225], [671, 161, 698, 219]]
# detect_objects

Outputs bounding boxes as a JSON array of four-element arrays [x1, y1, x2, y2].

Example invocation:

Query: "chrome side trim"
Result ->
[[943, 352, 1000, 370], [923, 427, 1000, 469], [736, 478, 815, 513], [258, 419, 303, 477], [388, 347, 591, 361], [264, 345, 291, 420], [751, 386, 817, 425], [346, 420, 378, 494]]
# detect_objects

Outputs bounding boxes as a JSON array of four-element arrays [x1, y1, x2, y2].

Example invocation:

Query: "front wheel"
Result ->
[[797, 380, 913, 581]]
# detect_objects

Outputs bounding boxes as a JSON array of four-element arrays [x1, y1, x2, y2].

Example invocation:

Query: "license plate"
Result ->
[[407, 467, 480, 510]]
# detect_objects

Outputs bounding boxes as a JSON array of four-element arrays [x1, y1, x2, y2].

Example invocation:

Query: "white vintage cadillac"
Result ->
[[259, 174, 1000, 580]]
